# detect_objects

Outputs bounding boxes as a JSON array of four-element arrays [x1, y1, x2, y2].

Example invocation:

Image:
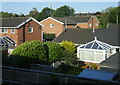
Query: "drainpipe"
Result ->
[[23, 21, 26, 43], [92, 16, 94, 29]]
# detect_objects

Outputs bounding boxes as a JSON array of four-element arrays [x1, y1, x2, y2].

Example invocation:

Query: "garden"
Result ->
[[3, 40, 83, 75]]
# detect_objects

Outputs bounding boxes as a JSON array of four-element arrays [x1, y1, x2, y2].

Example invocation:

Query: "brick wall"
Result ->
[[40, 18, 65, 37], [67, 25, 76, 28], [76, 17, 99, 29], [17, 20, 42, 46], [1, 20, 43, 46]]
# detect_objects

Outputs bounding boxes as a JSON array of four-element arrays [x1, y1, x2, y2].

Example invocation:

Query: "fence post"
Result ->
[[65, 76, 68, 85], [37, 72, 38, 85]]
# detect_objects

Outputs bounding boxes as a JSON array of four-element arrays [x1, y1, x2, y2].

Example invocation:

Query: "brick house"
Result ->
[[0, 17, 43, 46], [40, 17, 65, 37], [40, 16, 100, 37]]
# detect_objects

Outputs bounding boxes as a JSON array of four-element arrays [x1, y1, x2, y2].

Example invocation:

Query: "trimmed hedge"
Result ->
[[44, 42, 63, 63], [12, 40, 47, 62]]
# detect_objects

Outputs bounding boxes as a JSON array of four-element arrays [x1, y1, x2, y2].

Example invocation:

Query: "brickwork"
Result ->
[[77, 17, 99, 29], [40, 18, 65, 37], [1, 20, 43, 46]]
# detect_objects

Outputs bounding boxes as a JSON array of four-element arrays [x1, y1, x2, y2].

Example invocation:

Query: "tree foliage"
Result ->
[[38, 7, 54, 21], [54, 5, 75, 17], [29, 7, 39, 20], [43, 33, 56, 41], [11, 40, 47, 62], [63, 50, 78, 66], [97, 6, 120, 28], [61, 41, 77, 66], [0, 12, 25, 18], [44, 42, 63, 63], [61, 40, 76, 53]]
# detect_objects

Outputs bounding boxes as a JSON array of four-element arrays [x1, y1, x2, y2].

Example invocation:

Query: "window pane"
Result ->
[[28, 27, 33, 33], [11, 28, 15, 33], [2, 28, 7, 33], [85, 43, 93, 49], [92, 42, 98, 49]]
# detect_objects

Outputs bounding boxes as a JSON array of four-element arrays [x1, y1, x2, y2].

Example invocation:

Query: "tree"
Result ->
[[19, 14, 25, 17], [44, 42, 63, 63], [61, 41, 76, 53], [54, 5, 75, 17], [97, 6, 120, 28], [63, 50, 78, 66], [61, 41, 77, 66], [43, 33, 56, 41], [12, 13, 19, 17], [38, 7, 54, 21], [11, 40, 48, 62], [29, 7, 39, 20], [0, 12, 13, 18]]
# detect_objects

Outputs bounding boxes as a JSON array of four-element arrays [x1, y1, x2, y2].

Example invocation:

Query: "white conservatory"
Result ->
[[77, 37, 116, 63]]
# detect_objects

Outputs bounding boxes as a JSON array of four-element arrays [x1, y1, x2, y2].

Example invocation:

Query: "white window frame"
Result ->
[[96, 23, 98, 26], [1, 28, 8, 33], [50, 24, 54, 27], [89, 23, 92, 27], [11, 28, 15, 33], [28, 27, 33, 33]]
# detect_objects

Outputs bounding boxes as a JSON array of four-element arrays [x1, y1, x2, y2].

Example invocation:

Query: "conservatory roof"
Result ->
[[0, 36, 16, 46], [78, 37, 113, 50]]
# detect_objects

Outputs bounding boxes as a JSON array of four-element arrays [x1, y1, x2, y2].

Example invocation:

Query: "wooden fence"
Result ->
[[1, 65, 120, 85]]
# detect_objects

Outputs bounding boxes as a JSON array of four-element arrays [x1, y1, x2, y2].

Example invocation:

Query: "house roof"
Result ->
[[0, 36, 16, 46], [107, 23, 120, 29], [53, 16, 92, 24], [0, 17, 43, 28], [53, 28, 119, 46], [100, 52, 120, 69], [78, 37, 113, 50], [78, 69, 119, 81]]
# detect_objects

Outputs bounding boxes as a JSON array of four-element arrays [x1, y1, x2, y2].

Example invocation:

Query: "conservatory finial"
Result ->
[[94, 36, 97, 40]]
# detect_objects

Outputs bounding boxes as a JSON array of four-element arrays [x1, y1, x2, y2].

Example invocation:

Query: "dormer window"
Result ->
[[2, 28, 8, 33], [11, 28, 15, 33], [50, 24, 54, 27], [28, 27, 33, 33]]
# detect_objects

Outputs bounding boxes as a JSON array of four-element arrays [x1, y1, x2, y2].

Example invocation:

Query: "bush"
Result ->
[[12, 40, 48, 62], [61, 41, 75, 53], [43, 33, 56, 41], [63, 50, 78, 66], [44, 42, 63, 63]]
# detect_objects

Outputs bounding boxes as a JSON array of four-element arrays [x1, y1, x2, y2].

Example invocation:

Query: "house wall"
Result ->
[[1, 20, 43, 46], [17, 20, 42, 46], [76, 17, 99, 29], [40, 18, 65, 37], [87, 17, 99, 28], [67, 25, 76, 28], [0, 29, 2, 36], [76, 23, 88, 28], [0, 28, 18, 44]]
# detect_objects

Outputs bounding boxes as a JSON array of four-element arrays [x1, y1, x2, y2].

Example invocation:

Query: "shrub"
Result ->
[[12, 40, 48, 62], [61, 41, 75, 53], [44, 42, 63, 63], [63, 50, 78, 66], [43, 33, 56, 41]]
